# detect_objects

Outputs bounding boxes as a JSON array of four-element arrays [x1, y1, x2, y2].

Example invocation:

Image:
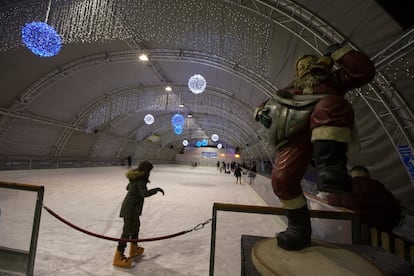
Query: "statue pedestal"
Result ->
[[241, 235, 414, 276]]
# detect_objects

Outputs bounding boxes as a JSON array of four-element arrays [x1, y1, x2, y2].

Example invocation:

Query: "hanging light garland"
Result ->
[[2, 0, 272, 76], [188, 74, 206, 94]]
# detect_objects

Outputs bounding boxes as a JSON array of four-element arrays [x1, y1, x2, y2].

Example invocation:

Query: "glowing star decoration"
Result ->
[[211, 134, 219, 142], [188, 74, 206, 94], [171, 114, 185, 127], [21, 22, 62, 57], [182, 139, 189, 146], [144, 114, 154, 125], [217, 143, 222, 149], [174, 125, 183, 135]]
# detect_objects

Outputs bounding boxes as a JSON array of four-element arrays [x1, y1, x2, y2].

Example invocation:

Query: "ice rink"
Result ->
[[0, 164, 287, 276]]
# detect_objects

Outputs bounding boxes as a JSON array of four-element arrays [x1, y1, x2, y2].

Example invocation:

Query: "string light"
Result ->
[[188, 74, 207, 94], [21, 22, 61, 57], [2, 0, 272, 75]]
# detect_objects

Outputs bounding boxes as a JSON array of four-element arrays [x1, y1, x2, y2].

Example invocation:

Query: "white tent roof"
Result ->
[[0, 0, 413, 209]]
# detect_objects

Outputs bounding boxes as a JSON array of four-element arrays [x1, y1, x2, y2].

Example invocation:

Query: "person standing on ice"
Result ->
[[113, 160, 165, 268], [255, 42, 375, 250]]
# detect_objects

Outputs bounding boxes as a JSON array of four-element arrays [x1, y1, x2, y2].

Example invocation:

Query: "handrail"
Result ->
[[209, 202, 361, 276]]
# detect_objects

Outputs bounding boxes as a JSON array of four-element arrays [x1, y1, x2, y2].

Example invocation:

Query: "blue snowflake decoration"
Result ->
[[174, 125, 183, 135], [196, 141, 202, 147], [171, 114, 185, 127], [21, 22, 62, 57], [201, 139, 208, 146]]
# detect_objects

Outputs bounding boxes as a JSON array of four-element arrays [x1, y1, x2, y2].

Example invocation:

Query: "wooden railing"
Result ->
[[362, 224, 414, 264], [209, 202, 361, 276]]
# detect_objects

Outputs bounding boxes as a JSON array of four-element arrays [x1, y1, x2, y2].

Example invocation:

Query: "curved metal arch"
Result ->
[[53, 85, 255, 156], [90, 104, 261, 159], [54, 82, 259, 157]]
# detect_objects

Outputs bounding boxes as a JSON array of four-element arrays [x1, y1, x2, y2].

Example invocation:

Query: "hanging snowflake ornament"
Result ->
[[171, 114, 185, 127], [211, 134, 219, 142], [21, 22, 62, 57], [174, 125, 183, 135], [144, 114, 154, 125], [188, 74, 206, 94]]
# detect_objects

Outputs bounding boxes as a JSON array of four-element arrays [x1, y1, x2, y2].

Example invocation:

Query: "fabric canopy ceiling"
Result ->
[[0, 0, 413, 209]]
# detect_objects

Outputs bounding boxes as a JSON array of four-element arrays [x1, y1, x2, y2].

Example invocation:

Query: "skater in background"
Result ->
[[234, 164, 242, 184], [126, 155, 132, 168], [248, 162, 257, 185], [113, 160, 165, 268]]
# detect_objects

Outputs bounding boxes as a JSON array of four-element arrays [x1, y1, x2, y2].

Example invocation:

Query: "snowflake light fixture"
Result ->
[[21, 22, 62, 57], [174, 125, 183, 135], [188, 74, 206, 94], [182, 140, 189, 146], [171, 114, 185, 127], [211, 134, 219, 142], [144, 114, 154, 125]]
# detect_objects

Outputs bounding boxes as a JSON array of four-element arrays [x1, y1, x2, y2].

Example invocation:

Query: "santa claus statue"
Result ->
[[255, 42, 375, 250]]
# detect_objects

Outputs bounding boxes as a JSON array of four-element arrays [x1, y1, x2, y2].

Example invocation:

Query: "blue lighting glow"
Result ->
[[196, 141, 202, 147], [21, 22, 62, 57], [201, 139, 208, 146], [171, 114, 185, 127], [174, 125, 183, 135]]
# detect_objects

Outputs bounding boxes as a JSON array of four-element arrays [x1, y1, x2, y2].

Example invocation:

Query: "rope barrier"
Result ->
[[42, 205, 211, 243]]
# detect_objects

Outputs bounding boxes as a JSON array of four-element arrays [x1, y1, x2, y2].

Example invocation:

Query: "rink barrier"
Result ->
[[0, 182, 44, 276], [43, 205, 211, 242], [208, 202, 361, 276]]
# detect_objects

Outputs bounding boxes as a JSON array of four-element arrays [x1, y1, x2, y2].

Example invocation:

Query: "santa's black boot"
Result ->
[[313, 140, 352, 193], [277, 205, 312, 250]]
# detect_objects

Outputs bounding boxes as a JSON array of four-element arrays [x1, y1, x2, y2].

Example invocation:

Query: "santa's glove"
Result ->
[[156, 187, 165, 196], [324, 41, 347, 56], [254, 107, 272, 129]]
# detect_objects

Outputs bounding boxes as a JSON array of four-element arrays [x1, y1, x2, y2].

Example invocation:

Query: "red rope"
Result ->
[[43, 205, 192, 242]]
